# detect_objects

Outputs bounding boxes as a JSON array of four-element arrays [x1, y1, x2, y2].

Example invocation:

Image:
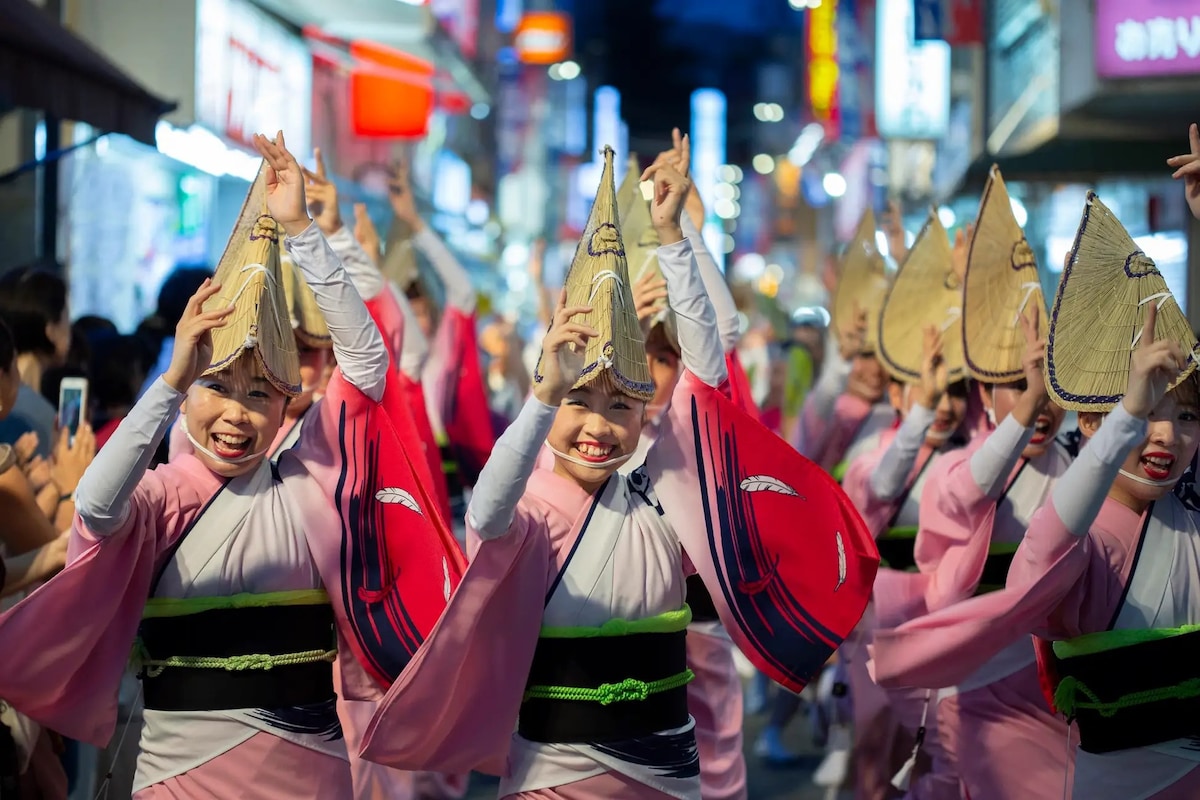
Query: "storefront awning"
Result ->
[[0, 0, 175, 146]]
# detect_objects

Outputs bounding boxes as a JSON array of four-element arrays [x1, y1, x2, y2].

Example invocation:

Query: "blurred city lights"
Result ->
[[822, 171, 847, 197], [752, 153, 775, 174]]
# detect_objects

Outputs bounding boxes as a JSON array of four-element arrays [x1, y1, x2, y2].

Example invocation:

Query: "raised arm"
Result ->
[[75, 280, 231, 536], [304, 149, 386, 302], [388, 160, 476, 313], [467, 294, 598, 540], [970, 312, 1049, 497], [870, 404, 934, 501], [682, 213, 739, 354], [257, 134, 389, 404], [389, 281, 431, 380], [643, 135, 727, 389]]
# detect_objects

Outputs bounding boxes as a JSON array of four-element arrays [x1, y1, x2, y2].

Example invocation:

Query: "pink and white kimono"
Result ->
[[0, 224, 463, 799], [871, 414, 1079, 800], [873, 407, 1200, 800], [357, 240, 878, 798], [842, 404, 959, 800], [793, 338, 895, 476]]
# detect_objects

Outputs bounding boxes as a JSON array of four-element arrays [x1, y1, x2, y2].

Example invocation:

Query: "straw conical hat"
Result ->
[[877, 210, 966, 384], [280, 252, 332, 349], [535, 145, 654, 400], [381, 217, 420, 289], [621, 170, 665, 285], [616, 152, 641, 226], [963, 166, 1048, 383], [1045, 191, 1198, 412], [832, 209, 890, 354], [202, 162, 301, 396]]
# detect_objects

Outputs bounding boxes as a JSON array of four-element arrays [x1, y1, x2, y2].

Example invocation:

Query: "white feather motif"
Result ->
[[442, 557, 452, 601], [739, 475, 802, 498], [375, 488, 423, 516], [835, 531, 847, 592]]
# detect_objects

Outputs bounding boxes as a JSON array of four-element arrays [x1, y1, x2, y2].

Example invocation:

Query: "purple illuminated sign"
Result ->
[[1096, 0, 1200, 78]]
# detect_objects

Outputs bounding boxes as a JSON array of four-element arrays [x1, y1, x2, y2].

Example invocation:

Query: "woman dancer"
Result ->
[[358, 142, 877, 798], [0, 132, 463, 798]]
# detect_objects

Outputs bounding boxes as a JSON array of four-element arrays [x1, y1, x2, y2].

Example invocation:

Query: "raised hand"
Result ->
[[640, 132, 691, 244], [534, 290, 599, 406], [837, 306, 868, 362], [883, 200, 909, 263], [387, 160, 423, 230], [1019, 305, 1049, 400], [252, 132, 311, 237], [353, 203, 382, 266], [302, 148, 343, 236], [163, 278, 234, 393], [951, 223, 974, 284], [633, 270, 670, 336], [14, 432, 38, 467], [914, 324, 947, 410], [1168, 123, 1200, 221], [1123, 302, 1189, 419]]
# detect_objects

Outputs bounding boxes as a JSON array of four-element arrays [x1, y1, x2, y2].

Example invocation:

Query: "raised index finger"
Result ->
[[1191, 123, 1199, 157], [677, 134, 691, 177], [314, 147, 328, 179], [1141, 302, 1159, 348]]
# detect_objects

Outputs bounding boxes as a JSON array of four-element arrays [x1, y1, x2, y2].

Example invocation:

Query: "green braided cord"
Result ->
[[831, 460, 849, 483], [1053, 675, 1200, 720], [986, 541, 1020, 556], [539, 606, 692, 639], [143, 589, 330, 619], [1052, 624, 1200, 660], [132, 638, 337, 678], [883, 526, 918, 540], [525, 669, 695, 705]]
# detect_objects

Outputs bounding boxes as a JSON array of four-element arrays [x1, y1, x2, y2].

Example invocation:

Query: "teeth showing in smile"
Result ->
[[576, 443, 614, 458], [214, 433, 251, 448], [1143, 456, 1174, 470]]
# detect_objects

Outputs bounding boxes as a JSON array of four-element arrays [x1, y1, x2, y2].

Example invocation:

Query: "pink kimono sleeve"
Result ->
[[911, 448, 996, 612]]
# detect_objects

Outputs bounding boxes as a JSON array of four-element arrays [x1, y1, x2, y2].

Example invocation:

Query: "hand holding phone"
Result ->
[[57, 377, 88, 446]]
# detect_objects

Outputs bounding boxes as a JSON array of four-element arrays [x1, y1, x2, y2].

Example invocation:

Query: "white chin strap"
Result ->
[[925, 427, 953, 442], [986, 406, 997, 427], [182, 414, 269, 465], [1118, 469, 1177, 488], [545, 441, 633, 470]]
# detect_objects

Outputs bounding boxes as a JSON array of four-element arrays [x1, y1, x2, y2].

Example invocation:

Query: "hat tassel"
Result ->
[[891, 689, 932, 791]]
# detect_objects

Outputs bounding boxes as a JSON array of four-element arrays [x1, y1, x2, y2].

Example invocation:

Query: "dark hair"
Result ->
[[0, 266, 68, 356], [0, 316, 15, 373], [156, 267, 212, 323], [89, 333, 149, 414], [645, 322, 680, 359]]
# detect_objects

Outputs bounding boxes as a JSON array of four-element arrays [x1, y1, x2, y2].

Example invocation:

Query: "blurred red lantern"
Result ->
[[349, 40, 435, 138]]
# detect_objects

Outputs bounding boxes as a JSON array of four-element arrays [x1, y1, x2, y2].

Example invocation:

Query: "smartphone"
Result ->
[[57, 377, 88, 445]]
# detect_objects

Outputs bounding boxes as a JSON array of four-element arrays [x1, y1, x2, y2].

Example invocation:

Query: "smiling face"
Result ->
[[1079, 382, 1200, 513], [887, 378, 970, 447], [182, 354, 289, 477], [547, 372, 646, 494], [980, 380, 1066, 458], [847, 353, 886, 403]]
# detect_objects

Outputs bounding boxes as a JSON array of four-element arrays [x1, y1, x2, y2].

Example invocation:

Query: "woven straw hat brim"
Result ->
[[1046, 191, 1199, 412], [281, 254, 333, 350], [535, 146, 654, 401], [878, 212, 966, 384], [616, 153, 641, 228], [382, 217, 420, 289], [833, 208, 890, 354], [202, 163, 301, 397], [963, 166, 1048, 383]]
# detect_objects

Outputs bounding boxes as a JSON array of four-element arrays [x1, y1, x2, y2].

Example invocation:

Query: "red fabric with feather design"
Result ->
[[724, 350, 761, 422], [364, 290, 452, 522]]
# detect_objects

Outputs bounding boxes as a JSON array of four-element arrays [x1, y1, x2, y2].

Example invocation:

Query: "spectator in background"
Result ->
[[87, 333, 150, 449], [135, 265, 212, 398], [0, 266, 71, 458]]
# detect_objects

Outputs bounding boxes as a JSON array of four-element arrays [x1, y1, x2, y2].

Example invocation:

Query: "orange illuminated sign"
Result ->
[[513, 12, 572, 65], [807, 0, 839, 138], [348, 41, 435, 138]]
